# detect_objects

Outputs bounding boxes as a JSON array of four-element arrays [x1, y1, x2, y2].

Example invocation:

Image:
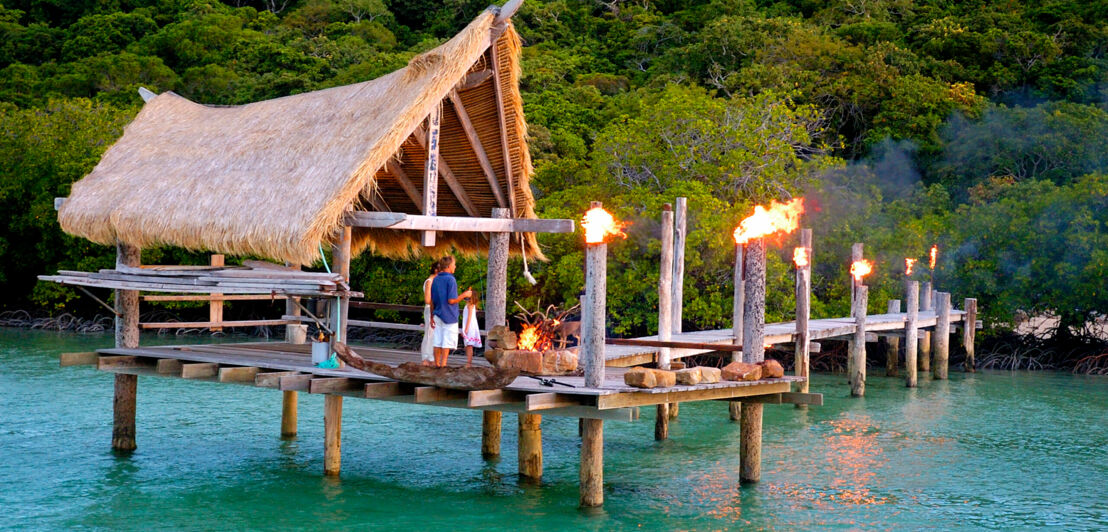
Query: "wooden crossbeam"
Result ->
[[455, 69, 493, 92], [278, 373, 312, 391], [596, 381, 791, 410], [412, 125, 480, 218], [97, 355, 154, 370], [59, 352, 98, 367], [365, 382, 410, 398], [468, 389, 524, 407], [181, 362, 218, 379], [218, 366, 259, 383], [488, 43, 517, 215], [345, 211, 573, 234], [448, 90, 507, 208], [607, 338, 744, 352], [723, 392, 823, 406], [384, 159, 422, 212], [156, 358, 182, 374], [255, 371, 301, 389], [141, 319, 294, 329], [142, 294, 276, 302], [414, 386, 466, 403], [309, 377, 361, 394], [525, 392, 582, 411]]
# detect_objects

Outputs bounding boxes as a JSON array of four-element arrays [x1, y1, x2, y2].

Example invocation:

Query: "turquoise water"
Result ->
[[2, 328, 1106, 530]]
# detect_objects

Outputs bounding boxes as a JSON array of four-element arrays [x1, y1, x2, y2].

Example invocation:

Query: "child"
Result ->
[[461, 289, 482, 368], [420, 262, 439, 366]]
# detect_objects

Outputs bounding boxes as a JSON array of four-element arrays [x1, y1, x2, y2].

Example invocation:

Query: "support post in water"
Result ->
[[580, 418, 604, 507], [670, 197, 686, 420], [740, 237, 766, 483], [933, 292, 952, 379], [482, 207, 511, 458], [964, 298, 978, 372], [904, 282, 920, 388], [518, 413, 542, 481], [794, 228, 812, 408], [885, 299, 901, 377], [730, 243, 744, 422], [850, 285, 869, 397], [112, 242, 140, 452], [324, 394, 342, 476], [656, 204, 674, 440], [919, 281, 932, 373], [283, 268, 303, 439]]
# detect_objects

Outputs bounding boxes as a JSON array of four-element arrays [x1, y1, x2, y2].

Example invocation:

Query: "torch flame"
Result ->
[[582, 207, 628, 244], [850, 259, 874, 282], [733, 198, 805, 244], [929, 245, 938, 270], [905, 258, 916, 276], [793, 247, 809, 268]]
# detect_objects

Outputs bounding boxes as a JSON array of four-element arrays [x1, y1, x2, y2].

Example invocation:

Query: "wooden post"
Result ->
[[518, 413, 543, 481], [740, 238, 766, 484], [209, 254, 224, 332], [656, 205, 674, 440], [850, 243, 863, 301], [112, 242, 140, 452], [421, 105, 441, 247], [282, 265, 302, 439], [730, 243, 744, 421], [795, 229, 812, 406], [885, 299, 901, 377], [850, 285, 868, 397], [580, 418, 604, 507], [919, 281, 932, 372], [933, 292, 951, 380], [581, 201, 607, 389], [482, 207, 510, 458], [964, 298, 978, 372], [323, 395, 342, 476], [905, 282, 919, 387], [331, 227, 352, 368], [672, 197, 686, 334]]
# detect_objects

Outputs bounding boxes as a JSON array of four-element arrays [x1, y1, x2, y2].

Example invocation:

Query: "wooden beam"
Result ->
[[279, 373, 312, 391], [384, 159, 423, 213], [412, 125, 480, 218], [606, 338, 744, 351], [97, 355, 153, 370], [156, 358, 182, 374], [421, 108, 441, 246], [455, 69, 493, 92], [181, 362, 218, 379], [309, 377, 360, 395], [489, 42, 517, 214], [596, 381, 791, 410], [449, 90, 508, 208], [255, 371, 301, 389], [218, 366, 259, 383], [525, 392, 582, 411], [468, 389, 524, 407], [140, 319, 294, 329], [365, 382, 410, 398], [209, 254, 224, 332], [345, 211, 573, 233], [142, 294, 277, 302], [414, 386, 466, 403], [59, 351, 98, 366], [495, 0, 523, 24]]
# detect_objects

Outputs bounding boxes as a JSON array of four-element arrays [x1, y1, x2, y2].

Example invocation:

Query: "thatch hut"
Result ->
[[57, 6, 552, 266]]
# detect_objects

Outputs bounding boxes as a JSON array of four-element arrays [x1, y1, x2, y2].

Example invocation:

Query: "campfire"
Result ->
[[484, 303, 581, 376]]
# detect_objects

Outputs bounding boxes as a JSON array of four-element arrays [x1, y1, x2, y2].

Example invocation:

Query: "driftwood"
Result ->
[[333, 342, 519, 390]]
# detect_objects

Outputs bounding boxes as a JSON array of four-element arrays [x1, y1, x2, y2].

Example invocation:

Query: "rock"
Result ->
[[624, 367, 657, 388], [722, 361, 762, 381], [673, 367, 702, 385], [541, 349, 578, 374], [670, 361, 686, 370], [760, 359, 784, 378], [652, 369, 677, 388], [495, 350, 543, 374], [699, 366, 722, 383]]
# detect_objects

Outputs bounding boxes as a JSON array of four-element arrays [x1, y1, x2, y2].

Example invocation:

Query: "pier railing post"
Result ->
[[730, 243, 744, 421], [795, 228, 812, 408], [963, 298, 978, 372], [905, 282, 919, 388], [112, 242, 140, 452], [919, 281, 932, 373], [850, 285, 869, 397], [656, 205, 673, 440], [482, 207, 511, 458], [933, 292, 951, 379], [885, 299, 901, 377], [740, 238, 766, 483]]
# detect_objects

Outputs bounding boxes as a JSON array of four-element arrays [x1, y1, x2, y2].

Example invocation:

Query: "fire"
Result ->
[[517, 323, 554, 352], [850, 259, 873, 282], [733, 198, 805, 244], [929, 245, 938, 269], [582, 207, 628, 244], [793, 247, 809, 268], [905, 258, 916, 275]]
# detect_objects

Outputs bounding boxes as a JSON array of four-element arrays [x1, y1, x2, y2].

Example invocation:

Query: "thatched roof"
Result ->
[[58, 9, 542, 266]]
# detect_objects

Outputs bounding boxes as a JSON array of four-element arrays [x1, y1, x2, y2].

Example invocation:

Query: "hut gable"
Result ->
[[58, 9, 540, 265]]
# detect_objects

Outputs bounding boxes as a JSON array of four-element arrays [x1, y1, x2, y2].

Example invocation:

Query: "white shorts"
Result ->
[[432, 315, 459, 349]]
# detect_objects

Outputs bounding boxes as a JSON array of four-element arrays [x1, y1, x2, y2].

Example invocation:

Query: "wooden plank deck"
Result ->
[[605, 310, 969, 366], [91, 342, 807, 420]]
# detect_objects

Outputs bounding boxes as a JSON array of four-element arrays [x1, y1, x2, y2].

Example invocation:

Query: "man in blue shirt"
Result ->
[[430, 255, 472, 367]]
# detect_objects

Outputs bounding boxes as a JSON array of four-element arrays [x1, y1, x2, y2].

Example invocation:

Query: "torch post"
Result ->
[[579, 201, 608, 507], [905, 281, 919, 387], [794, 228, 812, 407], [740, 237, 766, 483], [850, 284, 869, 397], [656, 204, 674, 440], [729, 243, 744, 421], [919, 281, 932, 373], [963, 298, 978, 372], [850, 243, 863, 300], [933, 291, 951, 380]]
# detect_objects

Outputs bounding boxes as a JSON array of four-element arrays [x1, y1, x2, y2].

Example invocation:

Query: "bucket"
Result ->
[[311, 340, 330, 364]]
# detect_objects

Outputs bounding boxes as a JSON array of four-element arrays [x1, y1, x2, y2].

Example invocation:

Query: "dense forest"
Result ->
[[2, 0, 1108, 363]]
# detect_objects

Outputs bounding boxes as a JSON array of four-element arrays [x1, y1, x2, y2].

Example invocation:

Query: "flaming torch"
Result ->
[[731, 197, 804, 483], [849, 258, 873, 397], [580, 202, 626, 388], [794, 229, 814, 402], [905, 258, 916, 277], [929, 244, 938, 286]]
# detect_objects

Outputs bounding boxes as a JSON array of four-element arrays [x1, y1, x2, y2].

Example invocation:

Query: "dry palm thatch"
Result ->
[[59, 9, 542, 266]]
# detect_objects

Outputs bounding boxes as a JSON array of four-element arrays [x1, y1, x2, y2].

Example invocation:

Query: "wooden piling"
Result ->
[[656, 205, 674, 440], [795, 229, 812, 406], [518, 413, 543, 481], [323, 394, 342, 476], [579, 418, 604, 507], [919, 281, 932, 372], [581, 202, 607, 389], [281, 392, 298, 438], [964, 298, 978, 372], [112, 242, 140, 452], [885, 299, 901, 376], [905, 282, 919, 387], [730, 243, 744, 422], [482, 207, 510, 458], [850, 243, 863, 300], [209, 254, 224, 332], [933, 292, 951, 380], [672, 197, 687, 334], [850, 285, 869, 397], [740, 238, 766, 483]]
